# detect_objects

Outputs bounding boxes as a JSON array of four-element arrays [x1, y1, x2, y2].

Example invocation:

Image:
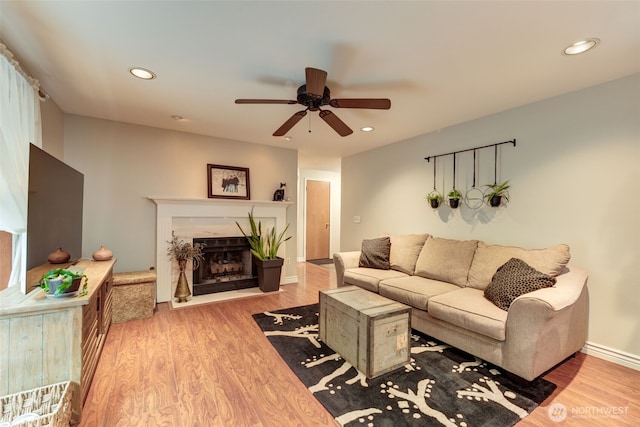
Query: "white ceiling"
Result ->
[[1, 1, 638, 158]]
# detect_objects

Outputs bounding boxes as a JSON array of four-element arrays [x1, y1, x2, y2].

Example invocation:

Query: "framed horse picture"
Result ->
[[207, 164, 250, 200]]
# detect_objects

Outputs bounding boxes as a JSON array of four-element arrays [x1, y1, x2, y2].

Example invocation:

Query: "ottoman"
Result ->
[[112, 270, 156, 323]]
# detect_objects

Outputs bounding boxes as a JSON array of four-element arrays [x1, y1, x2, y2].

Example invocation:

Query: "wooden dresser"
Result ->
[[0, 259, 116, 423]]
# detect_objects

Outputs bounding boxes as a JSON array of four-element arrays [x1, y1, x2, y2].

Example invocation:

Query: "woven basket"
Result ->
[[0, 382, 72, 427]]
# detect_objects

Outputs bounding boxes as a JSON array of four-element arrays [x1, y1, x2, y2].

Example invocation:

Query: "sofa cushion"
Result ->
[[379, 276, 460, 310], [467, 242, 570, 290], [388, 233, 430, 274], [358, 237, 391, 269], [414, 237, 478, 287], [344, 267, 408, 293], [483, 258, 557, 311], [428, 287, 508, 341]]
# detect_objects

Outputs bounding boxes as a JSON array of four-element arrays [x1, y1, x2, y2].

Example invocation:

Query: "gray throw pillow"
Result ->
[[484, 258, 556, 311], [359, 237, 391, 270]]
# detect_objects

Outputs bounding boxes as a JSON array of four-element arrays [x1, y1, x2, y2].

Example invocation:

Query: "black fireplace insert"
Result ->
[[192, 236, 257, 295]]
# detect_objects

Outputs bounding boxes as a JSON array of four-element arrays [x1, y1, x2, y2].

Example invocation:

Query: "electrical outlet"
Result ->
[[353, 215, 361, 224]]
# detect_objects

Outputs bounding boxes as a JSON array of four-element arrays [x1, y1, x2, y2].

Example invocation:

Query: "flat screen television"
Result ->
[[27, 144, 84, 276]]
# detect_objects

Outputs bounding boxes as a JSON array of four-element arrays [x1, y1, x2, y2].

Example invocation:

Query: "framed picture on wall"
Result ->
[[207, 164, 250, 200]]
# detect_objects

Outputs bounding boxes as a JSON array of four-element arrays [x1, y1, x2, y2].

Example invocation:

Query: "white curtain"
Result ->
[[0, 44, 42, 291]]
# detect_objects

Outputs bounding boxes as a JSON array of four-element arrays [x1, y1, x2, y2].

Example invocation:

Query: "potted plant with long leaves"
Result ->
[[484, 180, 510, 207], [236, 207, 291, 292], [448, 188, 462, 209]]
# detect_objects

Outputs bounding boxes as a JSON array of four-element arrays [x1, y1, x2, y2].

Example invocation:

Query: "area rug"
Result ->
[[253, 304, 556, 427]]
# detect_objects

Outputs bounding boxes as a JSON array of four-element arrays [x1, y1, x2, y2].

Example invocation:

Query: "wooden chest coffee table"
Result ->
[[319, 286, 411, 378]]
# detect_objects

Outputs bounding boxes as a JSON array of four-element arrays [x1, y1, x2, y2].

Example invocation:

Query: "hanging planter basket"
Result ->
[[447, 189, 462, 209], [483, 181, 510, 207], [426, 190, 443, 209]]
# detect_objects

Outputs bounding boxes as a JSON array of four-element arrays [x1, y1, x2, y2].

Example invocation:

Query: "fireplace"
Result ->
[[149, 197, 293, 303], [192, 236, 257, 295]]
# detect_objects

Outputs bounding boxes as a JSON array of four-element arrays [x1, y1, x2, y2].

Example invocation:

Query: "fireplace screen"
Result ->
[[192, 236, 257, 295]]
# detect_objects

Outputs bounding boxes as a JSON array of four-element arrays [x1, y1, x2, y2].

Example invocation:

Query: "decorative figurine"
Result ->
[[273, 182, 286, 201]]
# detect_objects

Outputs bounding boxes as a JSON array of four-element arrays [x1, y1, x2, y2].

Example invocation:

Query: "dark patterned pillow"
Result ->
[[484, 258, 556, 311], [359, 237, 391, 270]]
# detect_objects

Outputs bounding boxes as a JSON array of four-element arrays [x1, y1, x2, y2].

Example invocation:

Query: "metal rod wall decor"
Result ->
[[424, 139, 516, 163]]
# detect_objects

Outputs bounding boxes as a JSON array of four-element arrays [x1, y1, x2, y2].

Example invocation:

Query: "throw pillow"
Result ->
[[467, 242, 570, 290], [388, 233, 430, 274], [359, 237, 391, 270], [414, 237, 478, 287], [484, 258, 556, 311]]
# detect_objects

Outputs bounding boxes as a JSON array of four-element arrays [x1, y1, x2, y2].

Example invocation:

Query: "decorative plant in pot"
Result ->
[[167, 231, 205, 302], [236, 207, 291, 292], [447, 188, 462, 209], [426, 191, 443, 209], [484, 180, 510, 207], [39, 268, 88, 297]]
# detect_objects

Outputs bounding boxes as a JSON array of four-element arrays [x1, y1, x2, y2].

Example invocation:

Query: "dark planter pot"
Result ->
[[449, 198, 460, 209], [429, 199, 440, 209], [489, 195, 502, 207], [254, 257, 284, 292]]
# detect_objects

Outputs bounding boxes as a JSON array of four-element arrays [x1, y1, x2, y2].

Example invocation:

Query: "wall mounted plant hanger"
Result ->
[[424, 139, 516, 163], [425, 138, 515, 209]]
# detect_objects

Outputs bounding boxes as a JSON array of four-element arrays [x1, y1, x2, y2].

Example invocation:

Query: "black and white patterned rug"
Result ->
[[253, 304, 556, 427]]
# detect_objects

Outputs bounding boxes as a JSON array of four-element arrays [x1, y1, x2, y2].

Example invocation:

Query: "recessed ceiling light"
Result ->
[[129, 67, 156, 80], [361, 126, 374, 132], [283, 135, 293, 142], [562, 38, 600, 56]]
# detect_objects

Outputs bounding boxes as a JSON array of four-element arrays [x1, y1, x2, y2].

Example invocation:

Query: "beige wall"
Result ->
[[61, 115, 298, 279], [341, 74, 640, 359], [40, 98, 64, 158]]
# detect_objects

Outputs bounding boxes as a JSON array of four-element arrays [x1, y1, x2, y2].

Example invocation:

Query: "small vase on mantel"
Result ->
[[92, 245, 113, 261], [48, 247, 71, 264]]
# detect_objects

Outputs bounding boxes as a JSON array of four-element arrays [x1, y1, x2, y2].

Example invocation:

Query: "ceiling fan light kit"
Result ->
[[235, 67, 391, 137]]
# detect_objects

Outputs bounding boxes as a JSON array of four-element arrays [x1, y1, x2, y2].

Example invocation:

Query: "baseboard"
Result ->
[[282, 275, 298, 285], [582, 341, 640, 371]]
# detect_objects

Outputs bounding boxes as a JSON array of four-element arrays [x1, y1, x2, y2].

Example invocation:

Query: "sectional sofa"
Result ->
[[333, 234, 589, 381]]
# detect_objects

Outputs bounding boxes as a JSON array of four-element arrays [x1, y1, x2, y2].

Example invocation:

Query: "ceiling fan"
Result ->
[[235, 67, 391, 137]]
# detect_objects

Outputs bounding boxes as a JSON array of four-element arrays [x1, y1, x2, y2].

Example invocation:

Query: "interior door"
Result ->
[[306, 180, 331, 260]]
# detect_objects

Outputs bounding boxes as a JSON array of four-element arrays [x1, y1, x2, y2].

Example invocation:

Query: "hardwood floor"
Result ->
[[79, 263, 639, 426]]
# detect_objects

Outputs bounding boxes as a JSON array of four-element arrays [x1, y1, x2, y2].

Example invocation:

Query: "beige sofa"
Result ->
[[333, 234, 589, 381]]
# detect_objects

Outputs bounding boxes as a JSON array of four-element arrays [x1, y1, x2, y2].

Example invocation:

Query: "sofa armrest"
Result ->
[[503, 265, 589, 380], [512, 265, 588, 311], [333, 251, 361, 287]]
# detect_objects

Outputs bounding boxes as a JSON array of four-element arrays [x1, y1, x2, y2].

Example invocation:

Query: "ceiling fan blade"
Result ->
[[319, 110, 353, 137], [235, 99, 297, 104], [305, 67, 328, 98], [273, 110, 307, 136], [329, 98, 391, 109]]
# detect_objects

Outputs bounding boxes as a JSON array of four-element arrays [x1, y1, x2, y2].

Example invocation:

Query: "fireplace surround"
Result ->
[[149, 197, 293, 303]]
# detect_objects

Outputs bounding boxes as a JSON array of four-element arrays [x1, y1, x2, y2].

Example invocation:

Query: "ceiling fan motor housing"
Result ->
[[297, 84, 331, 110]]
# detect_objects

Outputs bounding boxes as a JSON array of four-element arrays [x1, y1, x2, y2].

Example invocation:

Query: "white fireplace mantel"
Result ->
[[149, 197, 293, 302]]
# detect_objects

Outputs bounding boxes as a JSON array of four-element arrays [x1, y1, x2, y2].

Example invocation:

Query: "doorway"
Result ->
[[305, 180, 331, 261]]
